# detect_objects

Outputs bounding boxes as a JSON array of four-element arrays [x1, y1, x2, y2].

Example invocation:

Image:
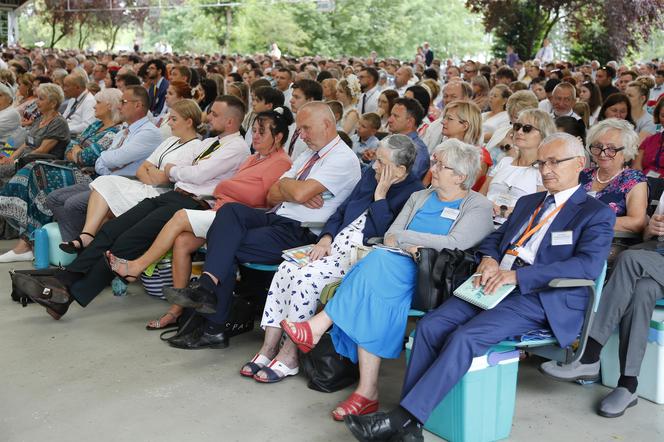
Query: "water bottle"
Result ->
[[32, 227, 50, 269]]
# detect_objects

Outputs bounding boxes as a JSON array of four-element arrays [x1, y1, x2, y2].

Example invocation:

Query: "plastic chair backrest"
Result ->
[[592, 262, 607, 313]]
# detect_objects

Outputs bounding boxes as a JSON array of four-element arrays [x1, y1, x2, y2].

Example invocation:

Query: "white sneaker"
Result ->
[[0, 250, 34, 263]]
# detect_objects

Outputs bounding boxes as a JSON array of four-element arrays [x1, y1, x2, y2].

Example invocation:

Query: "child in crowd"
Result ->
[[326, 100, 344, 131], [351, 112, 381, 163]]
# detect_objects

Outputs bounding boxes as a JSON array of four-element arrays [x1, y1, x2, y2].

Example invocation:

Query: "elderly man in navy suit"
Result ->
[[345, 132, 616, 441]]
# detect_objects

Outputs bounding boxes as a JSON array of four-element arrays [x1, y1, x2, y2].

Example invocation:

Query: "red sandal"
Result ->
[[280, 319, 315, 354], [331, 392, 379, 421]]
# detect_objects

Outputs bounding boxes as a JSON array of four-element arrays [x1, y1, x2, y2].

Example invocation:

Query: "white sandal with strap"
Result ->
[[240, 354, 272, 377], [253, 359, 299, 383]]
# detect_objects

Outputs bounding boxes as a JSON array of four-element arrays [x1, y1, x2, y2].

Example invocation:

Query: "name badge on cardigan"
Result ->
[[440, 207, 459, 220], [551, 231, 573, 246]]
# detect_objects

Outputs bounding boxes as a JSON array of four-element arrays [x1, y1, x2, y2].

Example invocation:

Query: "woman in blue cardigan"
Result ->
[[241, 134, 423, 383]]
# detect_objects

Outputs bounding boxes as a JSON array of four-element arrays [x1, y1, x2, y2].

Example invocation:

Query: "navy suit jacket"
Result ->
[[478, 186, 615, 347], [148, 78, 169, 115], [319, 167, 423, 244]]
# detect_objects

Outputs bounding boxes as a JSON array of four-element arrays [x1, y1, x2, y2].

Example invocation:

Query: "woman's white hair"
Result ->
[[433, 138, 481, 190], [95, 88, 123, 123], [586, 118, 639, 161]]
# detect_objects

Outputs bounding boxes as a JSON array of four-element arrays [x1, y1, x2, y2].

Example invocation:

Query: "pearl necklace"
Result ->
[[594, 168, 623, 184]]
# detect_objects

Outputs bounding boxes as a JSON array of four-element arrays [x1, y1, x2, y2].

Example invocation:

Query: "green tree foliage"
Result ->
[[466, 0, 663, 62], [222, 0, 488, 59]]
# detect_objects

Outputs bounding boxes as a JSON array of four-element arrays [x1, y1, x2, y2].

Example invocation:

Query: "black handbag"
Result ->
[[299, 333, 359, 393], [9, 268, 63, 306], [160, 294, 256, 342], [412, 248, 477, 312]]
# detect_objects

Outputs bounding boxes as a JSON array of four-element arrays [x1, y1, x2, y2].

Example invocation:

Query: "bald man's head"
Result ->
[[296, 101, 338, 151]]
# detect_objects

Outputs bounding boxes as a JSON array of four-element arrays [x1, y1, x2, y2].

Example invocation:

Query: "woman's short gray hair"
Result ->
[[95, 88, 123, 123], [380, 134, 417, 172], [517, 108, 556, 139], [0, 82, 14, 101], [433, 138, 481, 190], [37, 83, 65, 109], [586, 118, 639, 161]]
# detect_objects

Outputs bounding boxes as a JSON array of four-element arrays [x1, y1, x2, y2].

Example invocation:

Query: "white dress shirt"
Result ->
[[63, 90, 96, 135], [284, 122, 309, 161], [283, 86, 293, 110], [276, 136, 361, 232], [356, 85, 380, 114], [168, 131, 250, 196], [512, 185, 580, 264]]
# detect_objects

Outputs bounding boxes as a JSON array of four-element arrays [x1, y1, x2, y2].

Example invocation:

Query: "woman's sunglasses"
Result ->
[[512, 123, 540, 134]]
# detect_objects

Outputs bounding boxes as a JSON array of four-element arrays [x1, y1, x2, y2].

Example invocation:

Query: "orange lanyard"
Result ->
[[508, 200, 565, 252], [294, 138, 341, 178]]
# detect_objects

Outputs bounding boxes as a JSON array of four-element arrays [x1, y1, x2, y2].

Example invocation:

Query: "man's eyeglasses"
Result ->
[[588, 143, 625, 158], [512, 123, 540, 134], [531, 156, 578, 169], [121, 99, 139, 104]]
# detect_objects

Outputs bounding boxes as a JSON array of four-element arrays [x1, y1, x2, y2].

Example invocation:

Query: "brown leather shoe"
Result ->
[[13, 273, 73, 320]]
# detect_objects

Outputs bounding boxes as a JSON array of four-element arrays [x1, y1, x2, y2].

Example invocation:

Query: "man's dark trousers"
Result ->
[[67, 191, 205, 306], [201, 202, 318, 325]]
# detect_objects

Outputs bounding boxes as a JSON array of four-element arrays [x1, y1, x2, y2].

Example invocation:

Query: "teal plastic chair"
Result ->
[[499, 261, 608, 365]]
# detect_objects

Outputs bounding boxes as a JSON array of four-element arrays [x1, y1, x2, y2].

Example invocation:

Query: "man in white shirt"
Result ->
[[61, 74, 96, 135], [356, 67, 381, 114], [274, 68, 293, 109], [547, 82, 581, 120], [535, 38, 554, 63], [284, 79, 323, 160], [91, 63, 108, 90], [163, 101, 361, 350], [393, 65, 414, 97]]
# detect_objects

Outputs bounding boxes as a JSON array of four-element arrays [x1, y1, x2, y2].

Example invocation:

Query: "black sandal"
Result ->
[[59, 232, 95, 254], [102, 252, 138, 285]]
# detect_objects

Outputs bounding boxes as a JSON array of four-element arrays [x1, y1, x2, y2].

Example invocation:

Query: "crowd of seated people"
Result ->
[[1, 46, 663, 440]]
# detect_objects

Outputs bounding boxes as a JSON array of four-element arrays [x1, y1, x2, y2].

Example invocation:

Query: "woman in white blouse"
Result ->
[[482, 84, 512, 143], [59, 99, 203, 253], [480, 109, 555, 219]]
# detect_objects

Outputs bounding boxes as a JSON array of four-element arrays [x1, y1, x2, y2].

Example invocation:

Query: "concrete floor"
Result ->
[[0, 250, 663, 442]]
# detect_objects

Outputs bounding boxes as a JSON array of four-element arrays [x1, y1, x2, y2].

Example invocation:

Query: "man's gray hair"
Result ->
[[539, 132, 585, 157], [433, 138, 481, 190], [586, 118, 640, 161], [381, 134, 417, 172]]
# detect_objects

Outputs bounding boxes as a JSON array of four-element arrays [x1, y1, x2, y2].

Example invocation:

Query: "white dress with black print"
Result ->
[[260, 211, 368, 328]]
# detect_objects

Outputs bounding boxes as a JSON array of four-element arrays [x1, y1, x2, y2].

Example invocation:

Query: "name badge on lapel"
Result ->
[[551, 231, 573, 246], [440, 207, 460, 220]]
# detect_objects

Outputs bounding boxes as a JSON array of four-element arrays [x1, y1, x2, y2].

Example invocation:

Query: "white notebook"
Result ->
[[453, 273, 516, 310]]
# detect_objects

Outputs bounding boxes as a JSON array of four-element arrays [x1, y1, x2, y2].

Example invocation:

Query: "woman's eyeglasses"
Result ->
[[512, 123, 540, 134], [430, 159, 455, 172], [588, 143, 625, 158], [498, 144, 512, 152]]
